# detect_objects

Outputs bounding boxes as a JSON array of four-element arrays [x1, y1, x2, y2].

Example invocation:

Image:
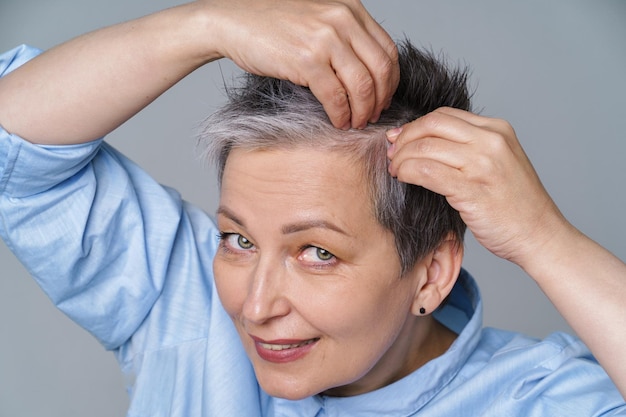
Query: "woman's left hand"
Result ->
[[388, 106, 626, 397], [386, 106, 567, 269]]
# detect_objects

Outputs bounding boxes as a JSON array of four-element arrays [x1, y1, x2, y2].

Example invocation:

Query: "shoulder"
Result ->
[[456, 329, 625, 415], [477, 328, 589, 360]]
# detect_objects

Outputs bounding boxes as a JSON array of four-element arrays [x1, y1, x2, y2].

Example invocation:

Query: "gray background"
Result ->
[[1, 1, 625, 416]]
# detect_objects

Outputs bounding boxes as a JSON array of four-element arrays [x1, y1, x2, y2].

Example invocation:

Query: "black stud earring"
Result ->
[[419, 307, 426, 315]]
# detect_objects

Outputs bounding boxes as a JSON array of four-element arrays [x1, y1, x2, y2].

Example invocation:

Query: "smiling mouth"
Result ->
[[252, 337, 320, 363], [258, 339, 318, 351]]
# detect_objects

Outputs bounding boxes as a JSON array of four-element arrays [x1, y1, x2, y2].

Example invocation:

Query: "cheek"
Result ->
[[304, 285, 414, 386], [212, 258, 247, 317], [308, 280, 411, 343]]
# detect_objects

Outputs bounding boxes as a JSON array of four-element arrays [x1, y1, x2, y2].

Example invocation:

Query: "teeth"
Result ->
[[259, 339, 316, 351]]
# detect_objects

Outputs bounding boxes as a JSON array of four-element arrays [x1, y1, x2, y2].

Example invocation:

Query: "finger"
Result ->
[[393, 157, 465, 202], [350, 36, 399, 124], [330, 43, 376, 129], [433, 107, 489, 125], [349, 19, 400, 122], [388, 136, 470, 177], [308, 66, 352, 129], [390, 110, 482, 156], [350, 1, 401, 111], [322, 1, 399, 126], [434, 107, 518, 143]]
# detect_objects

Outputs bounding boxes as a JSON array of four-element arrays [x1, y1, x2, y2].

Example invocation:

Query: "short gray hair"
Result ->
[[199, 40, 471, 275]]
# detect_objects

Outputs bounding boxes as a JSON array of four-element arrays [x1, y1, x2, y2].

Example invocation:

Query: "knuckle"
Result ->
[[494, 118, 514, 134], [418, 160, 435, 178], [314, 3, 356, 34], [490, 118, 516, 140], [414, 139, 433, 155], [473, 151, 500, 180], [309, 78, 350, 127], [295, 47, 320, 70], [475, 152, 493, 171], [387, 39, 400, 64], [315, 23, 340, 44], [322, 89, 350, 123], [324, 2, 356, 23], [484, 130, 509, 154], [330, 85, 349, 107], [375, 54, 396, 93], [420, 112, 444, 130], [396, 160, 428, 184], [382, 44, 400, 87], [351, 71, 375, 99], [302, 22, 341, 57]]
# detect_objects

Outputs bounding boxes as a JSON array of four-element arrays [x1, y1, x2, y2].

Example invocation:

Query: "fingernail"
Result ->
[[341, 122, 351, 131], [386, 127, 402, 139]]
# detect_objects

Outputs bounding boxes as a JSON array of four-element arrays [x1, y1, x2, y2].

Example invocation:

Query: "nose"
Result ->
[[241, 260, 291, 325]]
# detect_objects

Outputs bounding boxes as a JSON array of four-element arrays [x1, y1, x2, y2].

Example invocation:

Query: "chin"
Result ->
[[261, 382, 320, 401], [257, 374, 325, 401]]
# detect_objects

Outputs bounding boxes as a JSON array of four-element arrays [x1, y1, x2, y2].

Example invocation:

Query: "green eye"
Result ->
[[316, 248, 333, 261], [218, 232, 255, 252], [237, 235, 253, 249], [297, 246, 337, 268]]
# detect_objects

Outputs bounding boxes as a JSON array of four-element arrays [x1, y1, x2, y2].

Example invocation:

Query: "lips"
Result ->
[[251, 336, 319, 363], [258, 338, 317, 351]]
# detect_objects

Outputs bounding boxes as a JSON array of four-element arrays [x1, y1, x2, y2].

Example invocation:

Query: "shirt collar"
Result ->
[[268, 269, 483, 416]]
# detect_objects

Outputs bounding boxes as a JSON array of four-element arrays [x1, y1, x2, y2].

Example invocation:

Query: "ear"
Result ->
[[410, 237, 463, 316]]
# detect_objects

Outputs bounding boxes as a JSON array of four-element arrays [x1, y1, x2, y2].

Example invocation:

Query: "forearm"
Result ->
[[0, 2, 219, 145], [522, 220, 626, 397]]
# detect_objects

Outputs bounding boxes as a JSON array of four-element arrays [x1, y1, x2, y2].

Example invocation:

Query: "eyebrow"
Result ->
[[281, 220, 350, 236], [216, 206, 351, 237], [216, 206, 246, 228]]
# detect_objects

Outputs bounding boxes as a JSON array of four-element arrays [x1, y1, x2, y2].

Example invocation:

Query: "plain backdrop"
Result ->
[[1, 1, 625, 416]]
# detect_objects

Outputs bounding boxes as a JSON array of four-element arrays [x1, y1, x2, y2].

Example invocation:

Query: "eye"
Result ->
[[235, 234, 253, 249], [218, 232, 255, 251], [314, 248, 334, 261], [299, 246, 337, 266]]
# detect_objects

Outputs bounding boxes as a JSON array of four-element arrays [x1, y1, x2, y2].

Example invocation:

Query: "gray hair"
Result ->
[[198, 40, 471, 275]]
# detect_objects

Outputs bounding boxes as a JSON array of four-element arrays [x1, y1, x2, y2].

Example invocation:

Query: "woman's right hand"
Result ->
[[0, 0, 398, 144], [203, 0, 399, 130]]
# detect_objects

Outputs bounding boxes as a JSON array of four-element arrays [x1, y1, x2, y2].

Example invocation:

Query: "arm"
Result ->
[[387, 107, 626, 397], [0, 0, 399, 144]]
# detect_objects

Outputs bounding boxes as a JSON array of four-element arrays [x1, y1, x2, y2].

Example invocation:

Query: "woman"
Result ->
[[200, 42, 470, 402], [0, 0, 624, 415], [197, 41, 624, 413]]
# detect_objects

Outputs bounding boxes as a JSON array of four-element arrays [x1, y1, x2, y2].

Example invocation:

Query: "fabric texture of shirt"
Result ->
[[1, 45, 624, 417]]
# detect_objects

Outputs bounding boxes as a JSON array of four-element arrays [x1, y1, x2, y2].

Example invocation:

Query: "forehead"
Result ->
[[219, 146, 377, 230], [222, 145, 366, 194]]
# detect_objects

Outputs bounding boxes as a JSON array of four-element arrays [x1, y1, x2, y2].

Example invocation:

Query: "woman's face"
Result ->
[[213, 147, 428, 400]]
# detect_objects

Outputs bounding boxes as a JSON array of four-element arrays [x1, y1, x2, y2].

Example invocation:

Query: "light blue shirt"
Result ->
[[1, 45, 624, 417]]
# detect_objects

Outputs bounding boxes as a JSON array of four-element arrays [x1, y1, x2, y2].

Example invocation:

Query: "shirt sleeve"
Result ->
[[467, 330, 626, 416], [0, 44, 41, 75], [0, 45, 216, 351]]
